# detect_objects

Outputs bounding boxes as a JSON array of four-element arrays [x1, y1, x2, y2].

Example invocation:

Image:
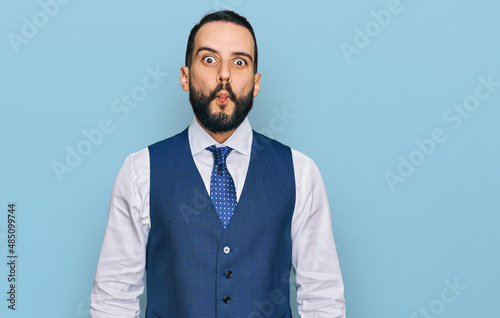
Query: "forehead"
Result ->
[[194, 21, 255, 57]]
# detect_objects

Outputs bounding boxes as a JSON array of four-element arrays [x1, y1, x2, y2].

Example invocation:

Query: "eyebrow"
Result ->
[[196, 46, 253, 62]]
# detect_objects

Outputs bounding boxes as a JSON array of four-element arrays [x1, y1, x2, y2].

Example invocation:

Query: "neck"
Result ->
[[196, 117, 236, 144]]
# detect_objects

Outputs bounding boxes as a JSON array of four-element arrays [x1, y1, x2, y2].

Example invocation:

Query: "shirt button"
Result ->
[[223, 246, 231, 254], [223, 296, 231, 304], [225, 270, 233, 278]]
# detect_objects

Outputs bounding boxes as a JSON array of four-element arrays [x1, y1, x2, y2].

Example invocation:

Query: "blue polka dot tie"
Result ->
[[206, 145, 237, 228]]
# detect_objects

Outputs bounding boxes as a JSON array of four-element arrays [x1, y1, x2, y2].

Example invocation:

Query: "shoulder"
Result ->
[[115, 148, 150, 190], [290, 148, 326, 192], [125, 147, 150, 168], [291, 148, 316, 171]]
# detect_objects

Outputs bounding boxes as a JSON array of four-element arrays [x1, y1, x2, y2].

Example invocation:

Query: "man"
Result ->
[[91, 10, 345, 318]]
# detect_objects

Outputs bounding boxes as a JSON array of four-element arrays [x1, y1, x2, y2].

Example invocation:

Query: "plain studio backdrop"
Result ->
[[1, 0, 499, 317]]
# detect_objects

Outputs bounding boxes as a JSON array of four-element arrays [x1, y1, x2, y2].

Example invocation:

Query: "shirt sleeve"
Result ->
[[291, 150, 346, 317], [90, 149, 151, 318]]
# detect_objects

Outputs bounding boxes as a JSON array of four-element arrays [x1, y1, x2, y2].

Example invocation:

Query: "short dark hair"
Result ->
[[185, 10, 258, 73]]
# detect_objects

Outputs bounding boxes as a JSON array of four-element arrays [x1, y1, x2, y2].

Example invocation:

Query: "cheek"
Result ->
[[190, 71, 215, 94], [233, 75, 256, 95], [193, 81, 213, 96]]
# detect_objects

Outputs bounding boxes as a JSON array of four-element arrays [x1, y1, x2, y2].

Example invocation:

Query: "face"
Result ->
[[181, 21, 261, 133]]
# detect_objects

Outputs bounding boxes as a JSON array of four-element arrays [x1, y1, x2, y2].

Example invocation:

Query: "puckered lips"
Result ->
[[216, 91, 229, 106]]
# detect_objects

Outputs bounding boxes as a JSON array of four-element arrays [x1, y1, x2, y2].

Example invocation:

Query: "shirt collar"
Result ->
[[188, 116, 253, 157]]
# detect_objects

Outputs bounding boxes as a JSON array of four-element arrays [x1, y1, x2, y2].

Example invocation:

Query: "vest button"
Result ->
[[223, 296, 231, 304], [225, 270, 233, 278], [223, 246, 231, 254]]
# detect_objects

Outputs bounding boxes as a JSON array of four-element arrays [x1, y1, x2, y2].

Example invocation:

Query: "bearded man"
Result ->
[[91, 10, 345, 318]]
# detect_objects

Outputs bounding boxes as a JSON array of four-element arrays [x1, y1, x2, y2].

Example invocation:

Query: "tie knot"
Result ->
[[206, 145, 233, 165]]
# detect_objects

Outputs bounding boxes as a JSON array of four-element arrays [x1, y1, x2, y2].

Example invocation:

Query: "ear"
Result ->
[[180, 66, 190, 92], [253, 73, 261, 97]]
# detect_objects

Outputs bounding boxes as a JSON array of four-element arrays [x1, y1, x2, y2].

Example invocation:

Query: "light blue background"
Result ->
[[1, 0, 499, 317]]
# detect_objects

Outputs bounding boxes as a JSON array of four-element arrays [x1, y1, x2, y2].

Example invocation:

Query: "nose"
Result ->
[[217, 61, 231, 83]]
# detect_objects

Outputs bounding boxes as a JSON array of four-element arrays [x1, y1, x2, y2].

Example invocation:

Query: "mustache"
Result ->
[[208, 82, 237, 101]]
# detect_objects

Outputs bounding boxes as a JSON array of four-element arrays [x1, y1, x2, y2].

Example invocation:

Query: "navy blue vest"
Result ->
[[146, 128, 295, 318]]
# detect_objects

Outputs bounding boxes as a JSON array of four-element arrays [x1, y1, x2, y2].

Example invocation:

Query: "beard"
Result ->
[[189, 78, 254, 134]]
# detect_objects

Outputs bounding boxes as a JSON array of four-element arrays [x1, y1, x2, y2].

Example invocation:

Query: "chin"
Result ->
[[212, 101, 234, 115]]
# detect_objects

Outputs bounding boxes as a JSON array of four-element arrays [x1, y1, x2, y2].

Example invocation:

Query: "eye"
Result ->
[[234, 58, 247, 67], [202, 56, 216, 64]]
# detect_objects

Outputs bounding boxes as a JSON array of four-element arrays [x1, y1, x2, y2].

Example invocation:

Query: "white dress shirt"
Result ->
[[90, 117, 345, 318]]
